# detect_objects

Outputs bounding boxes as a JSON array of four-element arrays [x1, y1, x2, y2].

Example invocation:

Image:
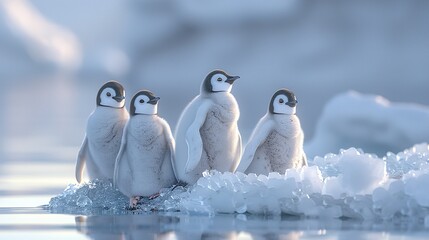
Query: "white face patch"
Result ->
[[134, 95, 158, 115], [210, 73, 232, 92], [100, 87, 125, 108], [273, 94, 296, 115]]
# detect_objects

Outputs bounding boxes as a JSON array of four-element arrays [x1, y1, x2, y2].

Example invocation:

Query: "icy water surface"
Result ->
[[2, 197, 429, 240]]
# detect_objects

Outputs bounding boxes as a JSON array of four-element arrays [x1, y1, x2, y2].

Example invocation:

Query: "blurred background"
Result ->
[[1, 0, 429, 195]]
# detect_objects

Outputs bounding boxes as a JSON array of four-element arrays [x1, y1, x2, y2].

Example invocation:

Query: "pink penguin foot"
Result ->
[[148, 192, 160, 200], [128, 196, 141, 209]]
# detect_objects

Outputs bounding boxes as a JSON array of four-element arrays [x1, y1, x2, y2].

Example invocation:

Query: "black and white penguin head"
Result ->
[[97, 81, 126, 108], [202, 69, 240, 93], [130, 90, 160, 115], [269, 89, 298, 115]]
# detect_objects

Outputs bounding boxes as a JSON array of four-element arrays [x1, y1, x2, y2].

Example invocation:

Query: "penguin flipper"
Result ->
[[76, 136, 88, 183], [301, 151, 308, 167], [113, 122, 128, 189], [230, 130, 243, 172], [185, 100, 212, 173], [160, 118, 178, 182], [161, 148, 177, 186], [236, 116, 274, 173]]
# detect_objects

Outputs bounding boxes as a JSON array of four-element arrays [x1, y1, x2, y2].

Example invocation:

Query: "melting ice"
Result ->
[[50, 143, 429, 221]]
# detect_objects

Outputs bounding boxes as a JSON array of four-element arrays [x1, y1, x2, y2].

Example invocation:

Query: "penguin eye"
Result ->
[[106, 92, 111, 97], [139, 99, 145, 104], [279, 98, 284, 104], [217, 77, 222, 82]]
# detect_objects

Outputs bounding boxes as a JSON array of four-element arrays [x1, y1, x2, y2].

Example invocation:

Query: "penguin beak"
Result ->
[[225, 76, 240, 84], [148, 97, 160, 105], [113, 96, 125, 102], [286, 100, 298, 107]]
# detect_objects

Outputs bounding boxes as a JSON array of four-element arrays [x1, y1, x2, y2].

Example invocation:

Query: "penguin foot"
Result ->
[[148, 193, 160, 200], [129, 196, 141, 209]]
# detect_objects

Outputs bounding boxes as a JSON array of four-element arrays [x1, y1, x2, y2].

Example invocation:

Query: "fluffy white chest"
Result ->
[[200, 93, 239, 138], [173, 92, 241, 184], [126, 115, 166, 171], [206, 93, 240, 122], [258, 115, 303, 172], [86, 107, 127, 159], [200, 93, 240, 168], [84, 107, 127, 179], [116, 115, 176, 197], [271, 114, 301, 137], [121, 115, 172, 196], [128, 116, 163, 146]]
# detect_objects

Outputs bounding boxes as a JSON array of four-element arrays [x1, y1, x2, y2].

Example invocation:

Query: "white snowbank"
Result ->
[[305, 91, 429, 158], [50, 143, 429, 221]]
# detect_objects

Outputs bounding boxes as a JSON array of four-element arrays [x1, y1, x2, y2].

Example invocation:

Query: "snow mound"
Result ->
[[305, 92, 429, 158], [50, 143, 429, 221]]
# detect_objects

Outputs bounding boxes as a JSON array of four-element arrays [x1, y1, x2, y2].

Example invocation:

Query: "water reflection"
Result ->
[[73, 213, 429, 240], [0, 202, 428, 240], [75, 215, 179, 240], [74, 214, 304, 240]]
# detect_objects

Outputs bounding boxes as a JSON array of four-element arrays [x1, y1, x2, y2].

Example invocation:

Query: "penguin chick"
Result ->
[[174, 69, 242, 185], [75, 81, 129, 183], [114, 90, 176, 208], [235, 88, 307, 175]]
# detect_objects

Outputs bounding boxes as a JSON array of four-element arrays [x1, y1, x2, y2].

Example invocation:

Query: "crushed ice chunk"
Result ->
[[412, 143, 429, 153], [76, 196, 92, 207], [338, 150, 386, 195], [323, 176, 345, 199], [49, 179, 129, 214], [404, 173, 429, 207], [49, 143, 429, 223]]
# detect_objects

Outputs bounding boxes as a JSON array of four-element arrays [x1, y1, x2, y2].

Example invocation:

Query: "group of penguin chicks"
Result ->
[[75, 69, 307, 208]]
